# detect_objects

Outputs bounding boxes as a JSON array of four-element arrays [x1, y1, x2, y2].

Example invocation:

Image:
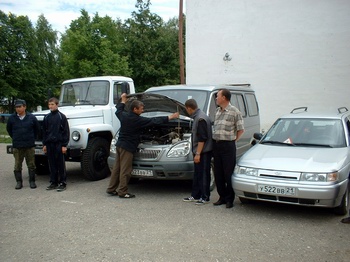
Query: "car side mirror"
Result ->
[[121, 82, 130, 94], [253, 132, 263, 140]]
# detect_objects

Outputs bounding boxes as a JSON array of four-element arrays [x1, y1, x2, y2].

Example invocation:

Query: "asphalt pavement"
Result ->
[[0, 143, 349, 262]]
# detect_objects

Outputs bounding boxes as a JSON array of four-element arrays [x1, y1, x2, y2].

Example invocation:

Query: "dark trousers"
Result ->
[[191, 151, 213, 201], [46, 143, 66, 184], [213, 141, 236, 203]]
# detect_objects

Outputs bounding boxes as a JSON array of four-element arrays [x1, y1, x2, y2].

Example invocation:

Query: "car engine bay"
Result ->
[[139, 120, 192, 145]]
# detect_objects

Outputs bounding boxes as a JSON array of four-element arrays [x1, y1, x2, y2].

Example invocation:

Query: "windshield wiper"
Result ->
[[293, 143, 333, 148], [260, 140, 296, 146]]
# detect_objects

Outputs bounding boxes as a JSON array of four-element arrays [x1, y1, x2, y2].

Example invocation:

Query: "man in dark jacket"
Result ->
[[43, 97, 70, 192], [106, 93, 179, 198], [6, 99, 40, 189], [183, 99, 213, 205]]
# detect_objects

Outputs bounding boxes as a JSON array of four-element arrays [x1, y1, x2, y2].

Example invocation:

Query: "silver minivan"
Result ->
[[108, 84, 260, 185]]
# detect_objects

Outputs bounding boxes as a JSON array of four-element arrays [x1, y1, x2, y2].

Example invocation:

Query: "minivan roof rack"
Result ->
[[338, 107, 348, 113], [291, 107, 308, 113], [225, 84, 251, 87]]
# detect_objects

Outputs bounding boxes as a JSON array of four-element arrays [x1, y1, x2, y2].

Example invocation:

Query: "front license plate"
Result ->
[[35, 148, 45, 155], [132, 169, 153, 177], [258, 185, 296, 196]]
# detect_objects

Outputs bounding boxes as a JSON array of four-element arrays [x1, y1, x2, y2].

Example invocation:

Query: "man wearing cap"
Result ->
[[6, 99, 40, 189]]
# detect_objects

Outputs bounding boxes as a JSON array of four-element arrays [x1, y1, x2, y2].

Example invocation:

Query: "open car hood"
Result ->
[[125, 93, 189, 117]]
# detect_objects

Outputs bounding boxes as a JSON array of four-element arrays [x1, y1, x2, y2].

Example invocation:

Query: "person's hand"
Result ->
[[121, 93, 128, 103], [169, 112, 179, 120], [43, 145, 47, 154], [62, 146, 67, 154], [194, 154, 200, 163]]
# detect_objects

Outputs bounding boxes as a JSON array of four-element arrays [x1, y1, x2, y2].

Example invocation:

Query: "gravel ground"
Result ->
[[0, 143, 349, 262]]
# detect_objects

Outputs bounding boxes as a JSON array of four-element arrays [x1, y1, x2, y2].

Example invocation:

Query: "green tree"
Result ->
[[0, 11, 41, 112], [35, 14, 60, 103], [59, 9, 131, 79], [122, 0, 181, 92]]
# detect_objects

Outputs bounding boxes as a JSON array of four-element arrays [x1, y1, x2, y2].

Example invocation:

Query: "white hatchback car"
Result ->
[[232, 107, 350, 215]]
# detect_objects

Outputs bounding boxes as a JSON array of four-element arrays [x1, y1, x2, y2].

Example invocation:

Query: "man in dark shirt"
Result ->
[[106, 93, 179, 198], [43, 97, 70, 192], [183, 99, 213, 205], [6, 99, 40, 189]]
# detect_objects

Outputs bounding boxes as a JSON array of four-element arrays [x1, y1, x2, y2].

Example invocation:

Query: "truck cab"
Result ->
[[32, 76, 135, 180]]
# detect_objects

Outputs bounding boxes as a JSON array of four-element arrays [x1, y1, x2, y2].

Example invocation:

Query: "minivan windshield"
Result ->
[[60, 81, 109, 106], [262, 118, 346, 148], [146, 89, 209, 111]]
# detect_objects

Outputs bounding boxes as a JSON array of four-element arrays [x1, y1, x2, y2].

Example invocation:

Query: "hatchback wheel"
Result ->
[[334, 185, 349, 216]]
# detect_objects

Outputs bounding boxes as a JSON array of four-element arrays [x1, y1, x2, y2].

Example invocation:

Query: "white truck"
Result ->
[[8, 76, 135, 181]]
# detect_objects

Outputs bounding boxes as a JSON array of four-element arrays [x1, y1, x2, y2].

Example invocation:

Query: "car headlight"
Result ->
[[301, 172, 338, 182], [72, 131, 81, 141], [167, 141, 190, 158], [110, 138, 117, 153], [235, 166, 259, 176]]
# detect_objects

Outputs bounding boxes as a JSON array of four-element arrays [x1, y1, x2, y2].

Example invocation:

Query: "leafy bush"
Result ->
[[0, 123, 12, 143]]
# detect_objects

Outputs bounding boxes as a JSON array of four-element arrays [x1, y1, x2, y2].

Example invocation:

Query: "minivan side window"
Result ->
[[245, 93, 259, 116], [231, 93, 247, 117]]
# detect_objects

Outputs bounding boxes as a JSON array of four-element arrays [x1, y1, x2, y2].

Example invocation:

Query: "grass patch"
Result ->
[[0, 123, 12, 144]]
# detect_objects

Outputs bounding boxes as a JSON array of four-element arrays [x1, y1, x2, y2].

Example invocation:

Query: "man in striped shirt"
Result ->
[[212, 89, 244, 209]]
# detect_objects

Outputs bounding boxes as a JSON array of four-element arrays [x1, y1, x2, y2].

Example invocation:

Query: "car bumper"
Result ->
[[108, 156, 194, 180], [7, 145, 46, 155], [7, 144, 82, 161], [232, 174, 348, 208]]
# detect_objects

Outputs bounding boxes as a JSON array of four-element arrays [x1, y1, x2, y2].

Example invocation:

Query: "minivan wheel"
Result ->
[[210, 161, 216, 191], [334, 186, 349, 216], [129, 177, 140, 184]]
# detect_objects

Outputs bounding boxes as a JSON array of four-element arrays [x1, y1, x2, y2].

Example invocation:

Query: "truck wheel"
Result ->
[[82, 137, 111, 181], [35, 156, 50, 175]]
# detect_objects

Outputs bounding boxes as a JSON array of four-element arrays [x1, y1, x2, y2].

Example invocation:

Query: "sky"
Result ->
[[0, 0, 185, 33]]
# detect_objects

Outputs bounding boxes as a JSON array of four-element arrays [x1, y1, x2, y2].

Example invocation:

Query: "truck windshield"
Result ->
[[60, 80, 110, 106]]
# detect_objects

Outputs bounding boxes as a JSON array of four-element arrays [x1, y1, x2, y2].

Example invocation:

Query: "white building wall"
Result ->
[[186, 0, 350, 130]]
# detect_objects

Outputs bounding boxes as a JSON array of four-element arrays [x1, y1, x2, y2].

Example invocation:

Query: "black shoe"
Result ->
[[341, 217, 350, 224], [119, 193, 135, 198], [107, 191, 118, 196], [29, 181, 37, 189], [15, 181, 23, 190], [213, 199, 226, 206], [46, 183, 58, 190], [226, 202, 234, 208], [57, 183, 66, 192]]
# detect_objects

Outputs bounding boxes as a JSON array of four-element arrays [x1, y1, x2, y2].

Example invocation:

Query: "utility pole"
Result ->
[[178, 0, 185, 84]]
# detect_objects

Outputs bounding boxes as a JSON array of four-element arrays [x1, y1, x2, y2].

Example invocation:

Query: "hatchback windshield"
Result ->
[[60, 81, 109, 106], [262, 118, 346, 148]]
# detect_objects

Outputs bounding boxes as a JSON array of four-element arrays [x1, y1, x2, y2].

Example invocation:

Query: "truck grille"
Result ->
[[134, 149, 162, 160]]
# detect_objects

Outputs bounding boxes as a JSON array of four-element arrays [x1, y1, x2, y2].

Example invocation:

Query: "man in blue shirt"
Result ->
[[7, 99, 40, 189]]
